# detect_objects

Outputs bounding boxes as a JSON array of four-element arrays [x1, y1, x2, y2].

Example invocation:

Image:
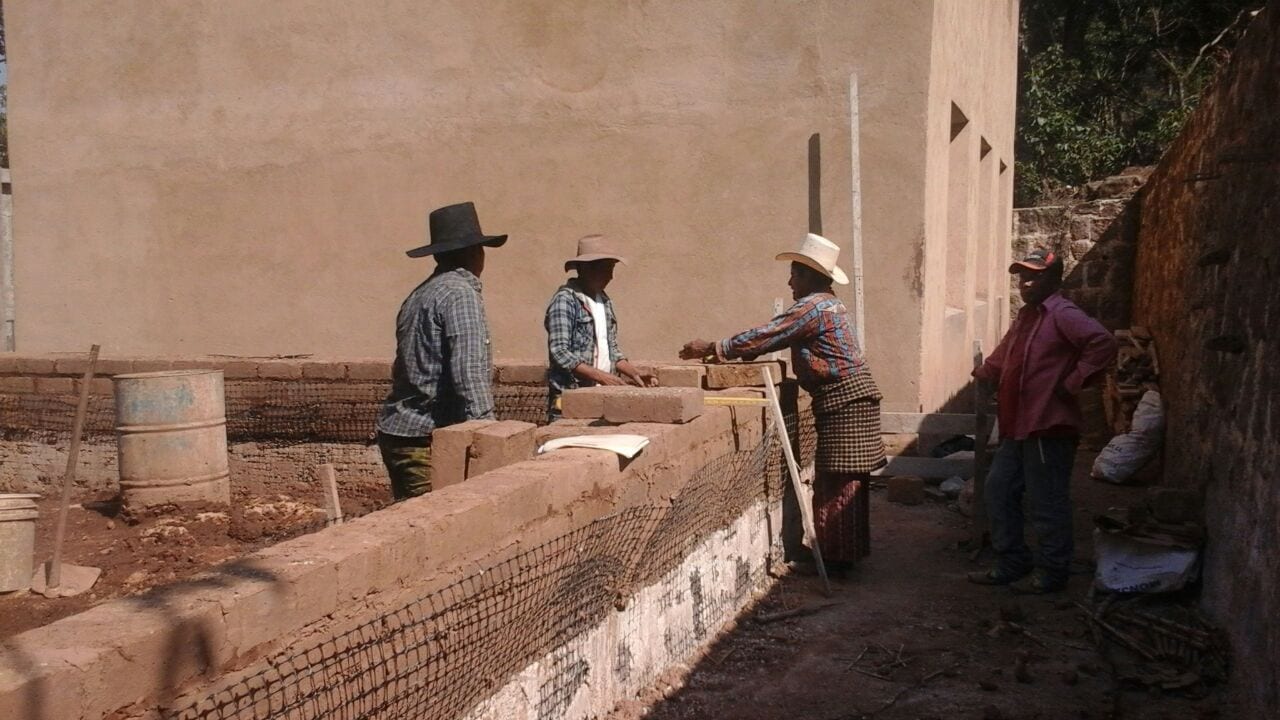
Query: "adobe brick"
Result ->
[[258, 360, 303, 379], [130, 358, 176, 373], [561, 386, 609, 419], [430, 419, 497, 489], [0, 352, 19, 373], [704, 361, 783, 389], [0, 376, 35, 393], [14, 356, 56, 374], [220, 360, 260, 378], [656, 364, 706, 388], [887, 475, 925, 505], [34, 376, 76, 395], [169, 357, 219, 371], [80, 378, 116, 396], [346, 359, 392, 381], [467, 420, 537, 478], [301, 361, 346, 380], [601, 386, 703, 424], [495, 362, 548, 385]]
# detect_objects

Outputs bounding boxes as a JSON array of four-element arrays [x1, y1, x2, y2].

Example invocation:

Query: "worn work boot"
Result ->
[[966, 567, 1030, 586], [1008, 569, 1066, 595]]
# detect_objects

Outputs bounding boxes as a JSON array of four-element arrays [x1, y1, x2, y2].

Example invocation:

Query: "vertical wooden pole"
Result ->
[[971, 340, 990, 551], [48, 344, 99, 589], [762, 366, 831, 596], [317, 463, 343, 525]]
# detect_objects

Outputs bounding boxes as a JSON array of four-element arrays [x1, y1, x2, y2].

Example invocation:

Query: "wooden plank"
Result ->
[[880, 412, 977, 436], [872, 455, 972, 479]]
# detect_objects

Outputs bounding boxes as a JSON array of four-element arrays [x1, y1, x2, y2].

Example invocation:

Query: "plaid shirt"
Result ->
[[717, 292, 865, 392], [377, 268, 495, 437], [545, 279, 625, 398]]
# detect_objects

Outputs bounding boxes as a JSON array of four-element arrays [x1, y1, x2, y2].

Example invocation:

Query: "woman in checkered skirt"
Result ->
[[681, 234, 885, 576]]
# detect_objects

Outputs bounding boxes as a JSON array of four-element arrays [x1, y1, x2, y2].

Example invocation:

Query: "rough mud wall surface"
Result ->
[[164, 431, 782, 720], [1129, 5, 1280, 714]]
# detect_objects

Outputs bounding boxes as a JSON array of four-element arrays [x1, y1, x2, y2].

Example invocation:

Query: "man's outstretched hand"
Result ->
[[679, 339, 715, 361]]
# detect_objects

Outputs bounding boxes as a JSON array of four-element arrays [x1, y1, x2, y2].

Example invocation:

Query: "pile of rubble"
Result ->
[[1103, 327, 1160, 435]]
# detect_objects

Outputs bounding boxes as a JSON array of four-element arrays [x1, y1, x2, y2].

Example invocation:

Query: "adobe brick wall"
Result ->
[[1127, 5, 1279, 714], [0, 383, 786, 720]]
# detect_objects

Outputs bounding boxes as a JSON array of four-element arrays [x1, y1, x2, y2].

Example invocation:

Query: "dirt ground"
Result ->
[[0, 473, 391, 639], [636, 451, 1242, 720]]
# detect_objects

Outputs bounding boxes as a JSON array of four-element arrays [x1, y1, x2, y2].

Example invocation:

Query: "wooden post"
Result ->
[[762, 366, 831, 596], [48, 344, 99, 589], [970, 340, 990, 551], [316, 464, 343, 525]]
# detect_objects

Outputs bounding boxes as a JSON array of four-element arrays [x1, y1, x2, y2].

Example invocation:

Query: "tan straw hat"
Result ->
[[775, 233, 849, 285], [564, 234, 628, 272]]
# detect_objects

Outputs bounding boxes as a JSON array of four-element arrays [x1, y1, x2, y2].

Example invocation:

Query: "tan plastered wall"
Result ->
[[6, 0, 1015, 413], [918, 0, 1019, 411]]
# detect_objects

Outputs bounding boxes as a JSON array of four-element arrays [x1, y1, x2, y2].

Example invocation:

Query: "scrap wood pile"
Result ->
[[1103, 327, 1160, 435], [1076, 595, 1229, 697]]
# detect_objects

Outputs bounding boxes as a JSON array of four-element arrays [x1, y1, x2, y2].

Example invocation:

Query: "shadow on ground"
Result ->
[[629, 449, 1238, 720]]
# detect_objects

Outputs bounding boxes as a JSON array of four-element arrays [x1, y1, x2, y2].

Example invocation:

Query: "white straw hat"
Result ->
[[775, 233, 849, 285]]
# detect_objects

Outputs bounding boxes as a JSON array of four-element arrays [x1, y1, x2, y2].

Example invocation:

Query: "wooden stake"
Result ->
[[48, 344, 99, 589], [316, 463, 343, 525], [761, 365, 831, 596]]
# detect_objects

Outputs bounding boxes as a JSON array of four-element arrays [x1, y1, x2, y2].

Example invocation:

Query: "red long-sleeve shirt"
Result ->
[[974, 292, 1117, 440]]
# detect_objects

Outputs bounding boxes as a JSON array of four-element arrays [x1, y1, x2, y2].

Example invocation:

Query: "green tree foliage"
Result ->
[[1016, 0, 1262, 204]]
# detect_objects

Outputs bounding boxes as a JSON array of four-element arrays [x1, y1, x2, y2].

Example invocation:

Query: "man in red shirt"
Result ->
[[968, 248, 1117, 594]]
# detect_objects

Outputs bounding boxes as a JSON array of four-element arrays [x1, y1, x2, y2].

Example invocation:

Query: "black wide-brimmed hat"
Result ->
[[406, 202, 508, 258]]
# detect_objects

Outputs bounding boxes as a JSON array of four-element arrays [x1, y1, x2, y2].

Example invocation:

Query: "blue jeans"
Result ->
[[985, 436, 1078, 583]]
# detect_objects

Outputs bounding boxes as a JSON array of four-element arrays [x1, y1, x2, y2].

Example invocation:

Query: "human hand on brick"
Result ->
[[679, 339, 714, 360]]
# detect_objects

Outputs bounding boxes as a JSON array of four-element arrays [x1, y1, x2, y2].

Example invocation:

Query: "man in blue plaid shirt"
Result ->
[[545, 235, 653, 420], [376, 202, 507, 499]]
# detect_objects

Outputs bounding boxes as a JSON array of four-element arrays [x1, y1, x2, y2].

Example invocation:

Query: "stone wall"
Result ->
[[1128, 4, 1279, 714], [1011, 168, 1149, 328]]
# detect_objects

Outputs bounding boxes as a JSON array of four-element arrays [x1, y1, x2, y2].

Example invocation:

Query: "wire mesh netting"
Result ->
[[0, 382, 551, 444], [168, 426, 785, 720]]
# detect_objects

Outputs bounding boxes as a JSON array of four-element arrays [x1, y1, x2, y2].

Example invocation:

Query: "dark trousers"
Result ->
[[377, 432, 432, 500], [985, 436, 1078, 583]]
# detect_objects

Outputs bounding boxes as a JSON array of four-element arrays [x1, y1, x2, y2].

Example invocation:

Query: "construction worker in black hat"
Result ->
[[375, 202, 507, 500]]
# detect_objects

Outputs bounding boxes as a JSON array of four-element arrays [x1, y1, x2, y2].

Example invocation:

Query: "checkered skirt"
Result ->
[[811, 370, 886, 474]]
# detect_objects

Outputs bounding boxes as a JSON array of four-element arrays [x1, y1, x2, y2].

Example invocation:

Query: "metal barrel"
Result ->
[[0, 493, 39, 592], [113, 369, 231, 508]]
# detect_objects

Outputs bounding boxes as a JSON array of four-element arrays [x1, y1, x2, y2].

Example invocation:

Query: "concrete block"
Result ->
[[467, 420, 537, 478], [34, 376, 75, 394], [430, 419, 497, 489], [496, 362, 548, 385], [656, 364, 706, 388], [301, 361, 346, 380], [346, 359, 391, 381], [601, 386, 703, 424], [887, 475, 925, 505], [704, 361, 782, 389], [258, 360, 303, 379], [561, 386, 609, 419], [0, 376, 35, 393]]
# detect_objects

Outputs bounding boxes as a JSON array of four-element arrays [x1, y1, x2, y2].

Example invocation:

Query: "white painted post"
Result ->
[[316, 464, 343, 525], [849, 75, 867, 353], [761, 365, 830, 596]]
